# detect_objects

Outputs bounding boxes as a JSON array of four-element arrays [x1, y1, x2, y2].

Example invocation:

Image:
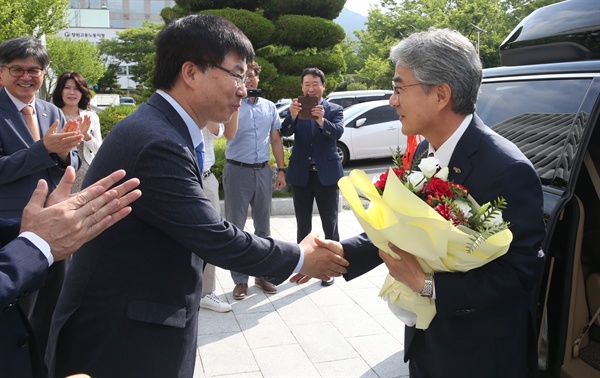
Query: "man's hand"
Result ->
[[43, 119, 83, 162], [20, 166, 142, 261], [379, 243, 425, 293], [290, 233, 347, 284]]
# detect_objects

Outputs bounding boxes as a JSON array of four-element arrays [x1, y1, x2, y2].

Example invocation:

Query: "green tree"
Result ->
[[98, 21, 163, 88], [359, 0, 562, 69], [159, 1, 347, 100], [0, 0, 69, 40], [45, 35, 106, 100]]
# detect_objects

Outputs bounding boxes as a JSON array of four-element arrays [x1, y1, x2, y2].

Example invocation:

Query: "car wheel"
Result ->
[[337, 142, 349, 166]]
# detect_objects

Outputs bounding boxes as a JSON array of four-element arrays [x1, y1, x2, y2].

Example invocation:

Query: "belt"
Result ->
[[202, 170, 212, 179], [309, 164, 317, 172], [226, 159, 268, 169]]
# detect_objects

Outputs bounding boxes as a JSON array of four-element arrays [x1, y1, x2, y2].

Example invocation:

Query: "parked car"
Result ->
[[475, 1, 600, 377], [326, 89, 393, 109], [274, 98, 292, 108], [119, 96, 136, 106], [336, 100, 404, 165]]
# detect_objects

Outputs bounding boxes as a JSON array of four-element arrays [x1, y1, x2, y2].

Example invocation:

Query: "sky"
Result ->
[[344, 0, 380, 16]]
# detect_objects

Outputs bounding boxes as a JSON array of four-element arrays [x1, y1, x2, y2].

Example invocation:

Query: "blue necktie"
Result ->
[[195, 140, 205, 176]]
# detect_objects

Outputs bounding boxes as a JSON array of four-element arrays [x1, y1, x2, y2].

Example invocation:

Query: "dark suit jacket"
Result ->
[[341, 115, 546, 377], [46, 93, 302, 378], [0, 218, 49, 378], [281, 100, 344, 186], [0, 88, 80, 218]]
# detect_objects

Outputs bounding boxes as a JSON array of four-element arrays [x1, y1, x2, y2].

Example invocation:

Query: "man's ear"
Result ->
[[181, 61, 197, 86], [436, 83, 452, 107]]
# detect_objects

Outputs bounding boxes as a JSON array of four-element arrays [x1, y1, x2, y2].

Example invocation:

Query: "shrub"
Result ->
[[274, 15, 345, 50], [97, 105, 138, 138], [261, 0, 345, 20], [200, 8, 274, 48]]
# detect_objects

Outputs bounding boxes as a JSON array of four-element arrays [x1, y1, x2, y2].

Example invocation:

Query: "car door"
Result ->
[[344, 104, 402, 160]]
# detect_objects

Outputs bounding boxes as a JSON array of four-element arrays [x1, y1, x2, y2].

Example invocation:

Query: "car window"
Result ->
[[351, 106, 397, 127], [477, 78, 596, 188], [330, 98, 355, 108]]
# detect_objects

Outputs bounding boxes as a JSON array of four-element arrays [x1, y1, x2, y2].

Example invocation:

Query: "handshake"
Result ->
[[293, 233, 346, 284]]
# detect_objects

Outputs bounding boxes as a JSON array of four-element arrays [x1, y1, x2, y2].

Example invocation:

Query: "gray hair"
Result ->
[[0, 37, 50, 69], [390, 27, 482, 115]]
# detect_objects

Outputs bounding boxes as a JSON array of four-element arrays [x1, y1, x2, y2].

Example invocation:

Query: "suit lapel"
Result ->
[[34, 101, 51, 136], [447, 116, 486, 185], [0, 89, 36, 144]]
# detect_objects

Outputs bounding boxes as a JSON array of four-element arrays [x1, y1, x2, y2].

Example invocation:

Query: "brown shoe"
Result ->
[[233, 283, 248, 300], [255, 278, 277, 294]]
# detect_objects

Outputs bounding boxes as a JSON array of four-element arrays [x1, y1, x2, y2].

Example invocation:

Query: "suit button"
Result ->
[[17, 336, 29, 348]]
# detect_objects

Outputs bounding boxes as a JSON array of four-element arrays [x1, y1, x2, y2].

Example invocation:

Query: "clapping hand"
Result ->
[[20, 166, 142, 261], [43, 119, 83, 163]]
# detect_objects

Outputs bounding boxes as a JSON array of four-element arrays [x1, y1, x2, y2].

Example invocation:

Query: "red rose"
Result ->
[[426, 177, 453, 198], [374, 168, 406, 192]]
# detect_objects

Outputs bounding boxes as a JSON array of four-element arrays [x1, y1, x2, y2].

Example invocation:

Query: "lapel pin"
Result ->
[[453, 167, 461, 174], [42, 113, 47, 117]]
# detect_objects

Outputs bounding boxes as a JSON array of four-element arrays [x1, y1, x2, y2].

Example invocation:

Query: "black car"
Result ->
[[475, 1, 600, 377]]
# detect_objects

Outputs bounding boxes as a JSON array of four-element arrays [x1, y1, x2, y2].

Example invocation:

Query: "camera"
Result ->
[[246, 88, 262, 97]]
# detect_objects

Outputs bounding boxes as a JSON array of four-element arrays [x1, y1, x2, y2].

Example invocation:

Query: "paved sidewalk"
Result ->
[[193, 210, 410, 378]]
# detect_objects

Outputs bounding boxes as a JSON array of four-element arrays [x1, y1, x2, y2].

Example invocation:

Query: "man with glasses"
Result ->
[[0, 36, 82, 370], [304, 28, 546, 377], [223, 61, 287, 300], [281, 67, 345, 287], [46, 14, 349, 377]]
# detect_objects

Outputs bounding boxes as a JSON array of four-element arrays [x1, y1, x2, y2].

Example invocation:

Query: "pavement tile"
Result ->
[[269, 292, 330, 326], [237, 311, 297, 349], [197, 331, 259, 377], [253, 344, 320, 377], [320, 303, 387, 338], [347, 333, 409, 378], [314, 358, 379, 378], [289, 323, 359, 364]]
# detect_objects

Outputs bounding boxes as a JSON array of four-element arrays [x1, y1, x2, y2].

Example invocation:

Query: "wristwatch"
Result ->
[[277, 167, 287, 173], [420, 272, 434, 298]]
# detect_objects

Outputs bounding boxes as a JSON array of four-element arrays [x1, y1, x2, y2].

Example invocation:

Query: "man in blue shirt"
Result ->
[[223, 61, 287, 300]]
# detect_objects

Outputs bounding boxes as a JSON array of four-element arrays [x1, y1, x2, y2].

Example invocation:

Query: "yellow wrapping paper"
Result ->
[[339, 169, 512, 329]]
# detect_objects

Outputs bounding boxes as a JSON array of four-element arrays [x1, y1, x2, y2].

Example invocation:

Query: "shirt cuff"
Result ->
[[293, 244, 305, 274], [20, 231, 53, 266]]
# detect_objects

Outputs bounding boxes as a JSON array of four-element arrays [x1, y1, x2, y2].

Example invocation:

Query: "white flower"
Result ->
[[482, 210, 504, 228], [406, 171, 425, 192], [454, 200, 473, 218], [434, 166, 449, 181], [418, 157, 440, 178]]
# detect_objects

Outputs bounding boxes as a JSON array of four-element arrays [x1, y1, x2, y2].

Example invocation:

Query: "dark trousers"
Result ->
[[291, 171, 339, 243]]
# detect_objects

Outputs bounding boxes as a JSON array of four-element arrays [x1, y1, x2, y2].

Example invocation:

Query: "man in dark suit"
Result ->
[[46, 14, 349, 378], [297, 28, 547, 377], [0, 167, 141, 378], [0, 36, 83, 367], [281, 67, 344, 286]]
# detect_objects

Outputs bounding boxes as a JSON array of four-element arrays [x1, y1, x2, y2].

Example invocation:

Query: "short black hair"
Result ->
[[301, 67, 326, 85], [153, 14, 255, 90], [0, 37, 50, 68]]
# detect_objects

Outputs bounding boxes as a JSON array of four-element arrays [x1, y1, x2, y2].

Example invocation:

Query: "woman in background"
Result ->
[[53, 72, 102, 192]]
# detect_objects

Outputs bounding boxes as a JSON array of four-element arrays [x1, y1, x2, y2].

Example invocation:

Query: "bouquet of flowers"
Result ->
[[338, 146, 513, 329]]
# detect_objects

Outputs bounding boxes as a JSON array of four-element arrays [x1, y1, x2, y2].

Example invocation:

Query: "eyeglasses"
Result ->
[[212, 64, 248, 88], [3, 65, 44, 78], [392, 82, 425, 98]]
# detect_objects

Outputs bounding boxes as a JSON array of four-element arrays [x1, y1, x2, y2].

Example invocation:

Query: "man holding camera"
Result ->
[[223, 61, 287, 300]]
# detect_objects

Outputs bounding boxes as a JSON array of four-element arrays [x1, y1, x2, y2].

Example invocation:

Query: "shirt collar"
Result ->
[[5, 89, 35, 113], [428, 114, 473, 168], [156, 89, 203, 149]]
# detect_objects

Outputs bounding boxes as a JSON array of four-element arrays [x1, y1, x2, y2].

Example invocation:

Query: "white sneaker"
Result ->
[[200, 292, 232, 313]]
